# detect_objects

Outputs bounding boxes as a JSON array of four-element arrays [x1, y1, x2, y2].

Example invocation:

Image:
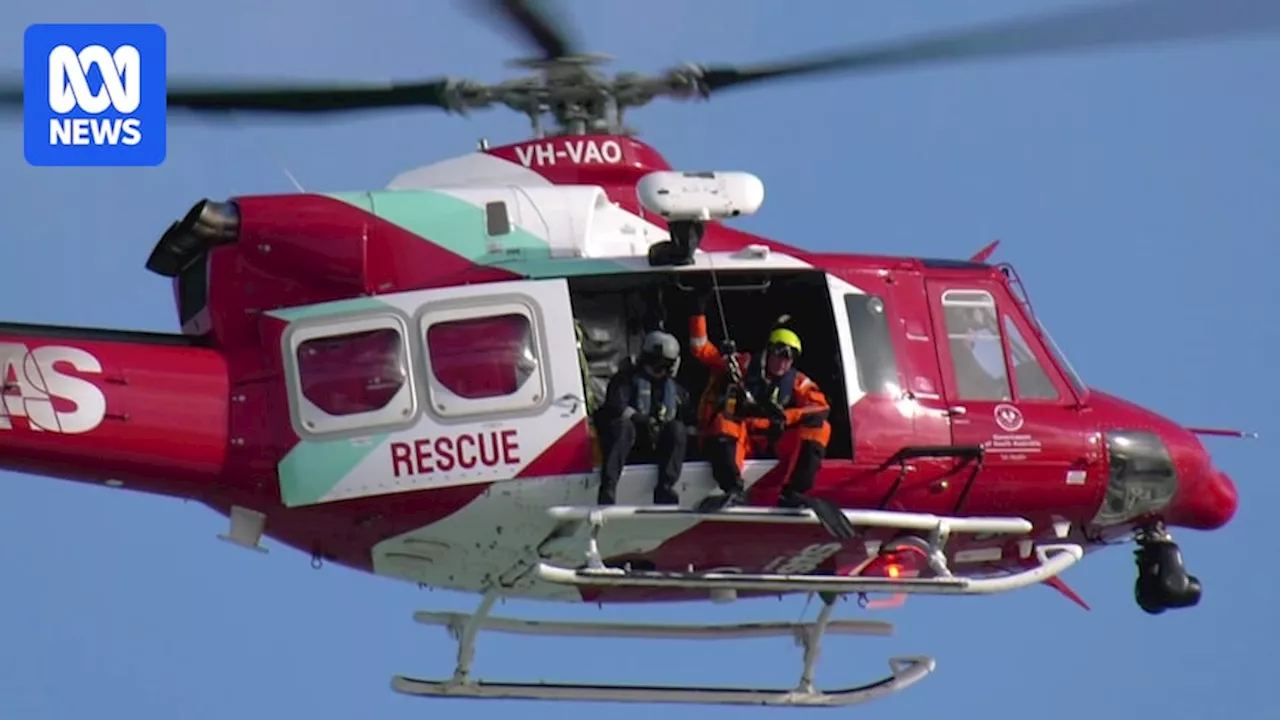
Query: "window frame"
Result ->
[[842, 292, 904, 396], [996, 301, 1074, 405], [282, 310, 419, 440], [415, 293, 551, 423], [939, 288, 1014, 402]]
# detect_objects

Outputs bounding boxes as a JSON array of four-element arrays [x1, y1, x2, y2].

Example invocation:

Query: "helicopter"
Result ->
[[0, 0, 1272, 709]]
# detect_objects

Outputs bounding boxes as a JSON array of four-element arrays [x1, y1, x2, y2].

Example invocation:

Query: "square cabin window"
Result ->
[[290, 317, 417, 437], [422, 307, 545, 419]]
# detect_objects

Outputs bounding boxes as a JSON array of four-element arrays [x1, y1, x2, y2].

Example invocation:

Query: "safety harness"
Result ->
[[631, 373, 679, 423]]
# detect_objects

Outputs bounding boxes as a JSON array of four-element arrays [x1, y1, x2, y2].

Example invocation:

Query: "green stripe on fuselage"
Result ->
[[323, 190, 631, 277], [326, 190, 550, 263], [278, 435, 389, 507]]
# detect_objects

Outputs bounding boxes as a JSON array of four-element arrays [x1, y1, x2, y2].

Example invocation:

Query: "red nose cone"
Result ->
[[1175, 470, 1239, 530], [1206, 470, 1240, 529]]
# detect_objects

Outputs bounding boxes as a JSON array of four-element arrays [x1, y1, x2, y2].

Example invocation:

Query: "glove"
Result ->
[[631, 412, 658, 435], [766, 404, 787, 439], [724, 348, 743, 385]]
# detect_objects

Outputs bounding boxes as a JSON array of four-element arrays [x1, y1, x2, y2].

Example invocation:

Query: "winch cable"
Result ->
[[706, 252, 735, 366]]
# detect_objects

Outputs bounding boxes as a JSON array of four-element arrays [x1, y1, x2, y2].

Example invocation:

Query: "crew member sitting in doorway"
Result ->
[[689, 300, 834, 520], [593, 330, 692, 506]]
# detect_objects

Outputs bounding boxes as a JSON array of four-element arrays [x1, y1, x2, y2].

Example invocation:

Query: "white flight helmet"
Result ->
[[639, 330, 681, 374]]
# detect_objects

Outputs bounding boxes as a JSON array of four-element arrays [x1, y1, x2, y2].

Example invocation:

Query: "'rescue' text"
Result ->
[[390, 429, 521, 477]]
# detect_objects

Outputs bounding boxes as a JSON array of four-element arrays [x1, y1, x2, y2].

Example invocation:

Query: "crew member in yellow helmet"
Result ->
[[689, 310, 832, 513]]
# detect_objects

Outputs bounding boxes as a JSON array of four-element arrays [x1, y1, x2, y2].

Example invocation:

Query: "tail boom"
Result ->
[[0, 322, 229, 498]]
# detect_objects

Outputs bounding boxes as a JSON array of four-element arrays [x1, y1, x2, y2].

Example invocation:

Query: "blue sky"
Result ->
[[1, 1, 1277, 717]]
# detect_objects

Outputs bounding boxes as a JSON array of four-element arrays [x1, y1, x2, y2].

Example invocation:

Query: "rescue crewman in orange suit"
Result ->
[[688, 310, 832, 512]]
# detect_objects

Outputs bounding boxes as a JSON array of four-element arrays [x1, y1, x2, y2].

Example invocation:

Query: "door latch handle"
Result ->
[[946, 406, 967, 417], [555, 393, 585, 413]]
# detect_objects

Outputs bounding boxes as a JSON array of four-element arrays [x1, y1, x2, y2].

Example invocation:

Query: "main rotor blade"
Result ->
[[474, 0, 580, 60], [163, 78, 460, 114], [0, 75, 20, 110], [696, 0, 1280, 94], [0, 76, 466, 115]]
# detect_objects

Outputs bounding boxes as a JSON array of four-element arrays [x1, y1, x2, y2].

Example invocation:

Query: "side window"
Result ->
[[421, 304, 546, 418], [485, 201, 512, 237], [1001, 315, 1060, 401], [940, 290, 1012, 401], [843, 294, 901, 394], [290, 317, 416, 437]]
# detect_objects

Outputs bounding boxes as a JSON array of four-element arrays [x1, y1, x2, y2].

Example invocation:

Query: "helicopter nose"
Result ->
[[1163, 459, 1239, 531], [1167, 467, 1239, 531]]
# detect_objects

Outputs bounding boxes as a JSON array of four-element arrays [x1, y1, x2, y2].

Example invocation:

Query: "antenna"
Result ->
[[281, 167, 305, 192]]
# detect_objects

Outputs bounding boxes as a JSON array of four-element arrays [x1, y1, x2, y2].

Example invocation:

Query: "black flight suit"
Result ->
[[594, 362, 692, 506]]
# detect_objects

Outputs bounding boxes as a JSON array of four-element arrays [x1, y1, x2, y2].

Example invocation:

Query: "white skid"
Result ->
[[392, 657, 935, 707], [536, 544, 1083, 596], [393, 590, 933, 707], [413, 611, 894, 640], [546, 504, 1034, 536]]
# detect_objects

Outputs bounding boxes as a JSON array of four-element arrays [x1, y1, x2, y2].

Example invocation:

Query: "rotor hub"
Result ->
[[504, 53, 613, 71]]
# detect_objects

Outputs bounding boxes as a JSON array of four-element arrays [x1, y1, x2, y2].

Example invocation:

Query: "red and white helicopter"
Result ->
[[1, 0, 1271, 708]]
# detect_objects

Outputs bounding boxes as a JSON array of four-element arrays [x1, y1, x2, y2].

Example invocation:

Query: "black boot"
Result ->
[[696, 435, 747, 513], [777, 441, 855, 539], [695, 486, 745, 513], [653, 486, 680, 505]]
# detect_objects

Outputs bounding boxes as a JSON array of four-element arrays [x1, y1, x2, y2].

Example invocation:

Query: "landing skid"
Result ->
[[392, 592, 935, 707]]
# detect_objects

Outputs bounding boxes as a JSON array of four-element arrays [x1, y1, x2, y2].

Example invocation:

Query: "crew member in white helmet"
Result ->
[[593, 330, 693, 506]]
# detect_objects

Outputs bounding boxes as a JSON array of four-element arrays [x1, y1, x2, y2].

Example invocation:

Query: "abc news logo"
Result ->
[[47, 44, 143, 147], [23, 23, 167, 167]]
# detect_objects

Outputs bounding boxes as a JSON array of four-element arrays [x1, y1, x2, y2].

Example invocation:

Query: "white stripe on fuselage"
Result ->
[[370, 460, 779, 601]]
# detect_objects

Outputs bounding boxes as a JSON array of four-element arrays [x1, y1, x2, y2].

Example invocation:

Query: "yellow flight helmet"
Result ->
[[767, 327, 802, 356]]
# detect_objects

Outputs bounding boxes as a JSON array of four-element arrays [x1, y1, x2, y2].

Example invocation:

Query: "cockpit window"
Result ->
[[941, 289, 1012, 401], [1034, 320, 1087, 398], [1001, 315, 1059, 401]]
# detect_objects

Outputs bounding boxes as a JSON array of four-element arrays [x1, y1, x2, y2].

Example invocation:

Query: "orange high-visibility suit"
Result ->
[[688, 314, 831, 506]]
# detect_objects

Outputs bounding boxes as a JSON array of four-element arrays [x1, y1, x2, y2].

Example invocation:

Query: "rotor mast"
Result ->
[[453, 55, 709, 139]]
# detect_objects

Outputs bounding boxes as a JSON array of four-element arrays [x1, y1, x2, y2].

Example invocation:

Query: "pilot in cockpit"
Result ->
[[945, 303, 1011, 402]]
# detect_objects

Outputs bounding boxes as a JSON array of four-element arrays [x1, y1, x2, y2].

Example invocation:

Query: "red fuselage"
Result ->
[[0, 135, 1239, 603]]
